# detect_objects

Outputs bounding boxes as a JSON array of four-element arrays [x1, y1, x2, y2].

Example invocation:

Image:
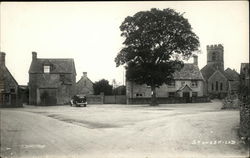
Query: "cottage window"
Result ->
[[191, 81, 198, 87], [44, 66, 50, 73], [216, 81, 218, 91], [136, 93, 143, 97], [168, 92, 175, 98], [192, 92, 198, 97], [167, 81, 175, 87], [220, 83, 223, 91]]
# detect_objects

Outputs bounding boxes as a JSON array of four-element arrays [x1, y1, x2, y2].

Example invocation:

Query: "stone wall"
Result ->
[[0, 63, 21, 107], [239, 102, 250, 138], [207, 71, 228, 95], [127, 96, 210, 104], [29, 73, 76, 105]]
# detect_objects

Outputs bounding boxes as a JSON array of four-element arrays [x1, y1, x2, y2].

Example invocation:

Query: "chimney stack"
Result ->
[[0, 52, 6, 66], [193, 54, 198, 65], [83, 72, 87, 77], [32, 52, 37, 61]]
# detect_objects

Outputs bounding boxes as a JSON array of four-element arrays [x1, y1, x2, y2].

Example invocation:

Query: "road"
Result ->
[[0, 100, 249, 158]]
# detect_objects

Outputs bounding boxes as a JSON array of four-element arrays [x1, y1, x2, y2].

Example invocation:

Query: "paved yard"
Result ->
[[0, 100, 249, 158]]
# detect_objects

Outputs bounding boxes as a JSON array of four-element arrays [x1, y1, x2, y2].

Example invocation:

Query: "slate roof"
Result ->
[[224, 68, 240, 81], [29, 58, 76, 74], [201, 65, 239, 81], [0, 65, 19, 86], [173, 63, 204, 80]]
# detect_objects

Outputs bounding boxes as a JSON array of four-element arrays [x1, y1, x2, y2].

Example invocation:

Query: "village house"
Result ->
[[0, 52, 21, 107], [76, 72, 94, 95], [126, 55, 206, 104], [201, 44, 240, 99], [28, 52, 76, 105]]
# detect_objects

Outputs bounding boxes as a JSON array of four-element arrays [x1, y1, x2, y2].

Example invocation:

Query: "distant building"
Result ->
[[126, 55, 206, 104], [240, 63, 250, 90], [201, 44, 240, 98], [0, 52, 21, 107], [28, 52, 76, 105], [76, 72, 94, 95]]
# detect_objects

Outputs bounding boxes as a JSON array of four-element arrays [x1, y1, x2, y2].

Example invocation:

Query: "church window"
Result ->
[[220, 83, 223, 91], [212, 52, 216, 61], [216, 81, 218, 91], [212, 83, 214, 91]]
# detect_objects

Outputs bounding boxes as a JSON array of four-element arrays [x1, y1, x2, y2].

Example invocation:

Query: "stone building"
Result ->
[[0, 52, 21, 107], [240, 63, 250, 90], [201, 44, 240, 98], [126, 55, 205, 104], [76, 72, 94, 95], [28, 52, 76, 105]]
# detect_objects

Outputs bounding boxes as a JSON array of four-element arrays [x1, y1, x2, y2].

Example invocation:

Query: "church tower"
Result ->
[[206, 44, 224, 71]]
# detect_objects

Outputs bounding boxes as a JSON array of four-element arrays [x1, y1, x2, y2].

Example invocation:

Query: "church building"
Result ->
[[201, 44, 240, 98]]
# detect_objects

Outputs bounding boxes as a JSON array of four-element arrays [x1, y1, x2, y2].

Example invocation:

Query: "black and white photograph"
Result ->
[[0, 1, 249, 158]]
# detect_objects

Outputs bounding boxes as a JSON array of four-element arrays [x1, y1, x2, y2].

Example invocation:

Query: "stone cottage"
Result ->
[[28, 52, 76, 105], [126, 55, 206, 104], [76, 72, 94, 95], [201, 44, 240, 98], [0, 52, 21, 107]]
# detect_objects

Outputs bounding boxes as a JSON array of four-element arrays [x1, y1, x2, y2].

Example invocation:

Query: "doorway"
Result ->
[[183, 92, 191, 103]]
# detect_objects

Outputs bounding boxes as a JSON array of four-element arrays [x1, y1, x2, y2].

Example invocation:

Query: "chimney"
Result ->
[[32, 51, 37, 61], [83, 72, 87, 77], [193, 54, 198, 65], [0, 52, 6, 66]]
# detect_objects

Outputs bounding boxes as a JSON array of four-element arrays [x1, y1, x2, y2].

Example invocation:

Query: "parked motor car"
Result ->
[[70, 94, 87, 107]]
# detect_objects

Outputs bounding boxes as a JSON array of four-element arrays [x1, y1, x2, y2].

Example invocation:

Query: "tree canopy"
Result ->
[[115, 8, 200, 105], [93, 79, 113, 95]]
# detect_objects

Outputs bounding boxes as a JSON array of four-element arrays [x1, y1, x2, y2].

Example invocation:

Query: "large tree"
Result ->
[[93, 79, 113, 95], [115, 8, 200, 105]]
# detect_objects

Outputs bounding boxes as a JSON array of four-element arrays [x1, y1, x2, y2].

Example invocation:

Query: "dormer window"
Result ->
[[44, 65, 50, 73]]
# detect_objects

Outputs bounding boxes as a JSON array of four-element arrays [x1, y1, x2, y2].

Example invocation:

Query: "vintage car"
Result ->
[[70, 95, 87, 107]]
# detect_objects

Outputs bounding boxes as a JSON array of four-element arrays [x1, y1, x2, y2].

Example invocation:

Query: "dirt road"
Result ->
[[1, 100, 249, 158]]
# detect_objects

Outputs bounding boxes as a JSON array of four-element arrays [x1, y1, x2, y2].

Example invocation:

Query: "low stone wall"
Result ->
[[127, 96, 210, 104], [239, 103, 250, 138]]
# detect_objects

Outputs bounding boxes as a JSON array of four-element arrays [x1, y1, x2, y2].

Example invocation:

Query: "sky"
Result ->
[[0, 1, 249, 85]]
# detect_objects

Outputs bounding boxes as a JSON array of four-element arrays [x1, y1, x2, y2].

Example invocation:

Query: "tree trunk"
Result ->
[[150, 85, 158, 106]]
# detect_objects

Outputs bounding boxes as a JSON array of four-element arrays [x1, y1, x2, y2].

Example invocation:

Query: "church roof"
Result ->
[[173, 63, 204, 80], [201, 65, 239, 81], [224, 68, 240, 81]]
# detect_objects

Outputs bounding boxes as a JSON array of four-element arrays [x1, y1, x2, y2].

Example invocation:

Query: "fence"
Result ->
[[86, 94, 104, 104], [86, 95, 126, 104], [104, 95, 126, 104]]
